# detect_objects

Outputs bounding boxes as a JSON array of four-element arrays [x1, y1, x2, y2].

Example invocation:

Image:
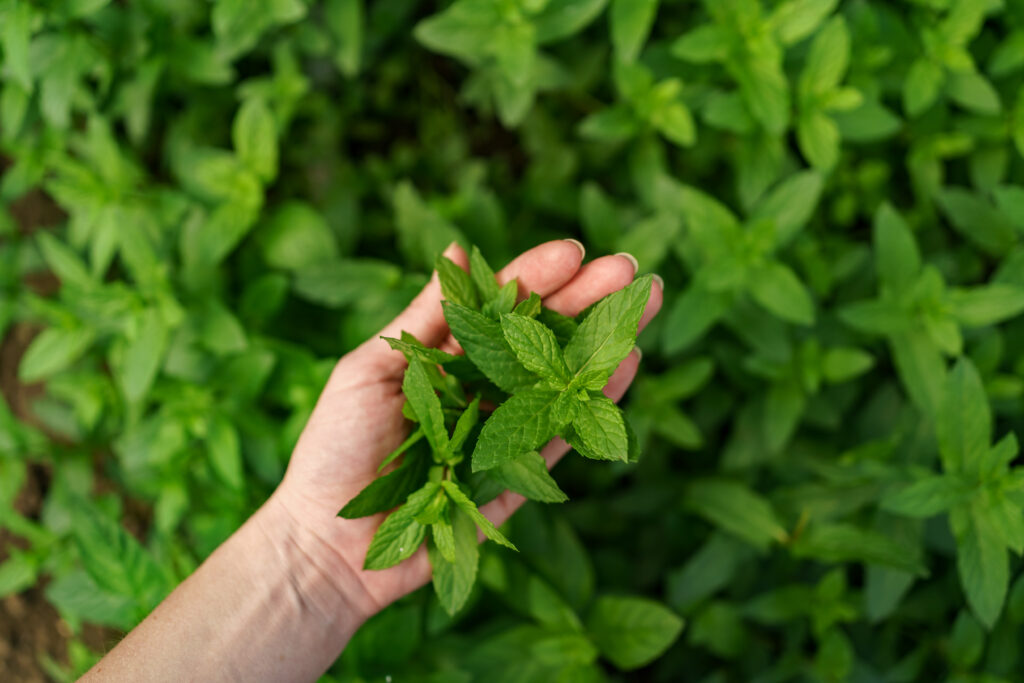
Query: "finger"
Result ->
[[542, 253, 638, 317], [495, 239, 587, 297]]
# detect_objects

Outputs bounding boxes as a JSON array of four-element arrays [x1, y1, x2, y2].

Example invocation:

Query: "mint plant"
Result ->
[[342, 247, 652, 615]]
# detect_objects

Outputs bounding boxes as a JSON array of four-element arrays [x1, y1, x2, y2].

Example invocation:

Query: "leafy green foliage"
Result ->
[[4, 0, 1024, 679]]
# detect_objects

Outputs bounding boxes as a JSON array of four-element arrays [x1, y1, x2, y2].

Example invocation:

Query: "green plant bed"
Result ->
[[2, 0, 1024, 680]]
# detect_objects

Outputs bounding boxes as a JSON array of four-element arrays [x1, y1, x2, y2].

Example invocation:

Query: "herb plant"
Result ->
[[2, 0, 1024, 680], [341, 249, 652, 614]]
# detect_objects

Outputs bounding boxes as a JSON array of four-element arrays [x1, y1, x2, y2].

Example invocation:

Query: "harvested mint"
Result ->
[[341, 248, 649, 614]]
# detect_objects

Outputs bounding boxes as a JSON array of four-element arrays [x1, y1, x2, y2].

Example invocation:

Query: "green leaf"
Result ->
[[0, 550, 38, 598], [207, 415, 244, 490], [610, 0, 659, 62], [874, 203, 921, 295], [258, 201, 338, 270], [749, 262, 815, 325], [938, 359, 991, 475], [36, 232, 94, 289], [437, 255, 480, 309], [936, 187, 1019, 257], [340, 453, 431, 518], [579, 105, 639, 142], [441, 480, 516, 550], [799, 16, 849, 96], [19, 327, 96, 383], [233, 97, 278, 183], [432, 513, 456, 563], [957, 504, 1008, 628], [364, 483, 440, 570], [585, 596, 684, 670], [651, 101, 696, 148], [564, 275, 652, 388], [946, 71, 1001, 116], [532, 0, 610, 44], [881, 475, 973, 518], [903, 59, 944, 117], [72, 501, 168, 610], [403, 359, 450, 457], [325, 0, 363, 76], [472, 388, 563, 471], [671, 25, 729, 63], [662, 283, 729, 354], [770, 0, 838, 45], [821, 347, 874, 383], [750, 170, 823, 246], [428, 506, 479, 614], [685, 479, 788, 551], [949, 285, 1024, 327], [501, 313, 571, 386], [469, 246, 501, 303], [491, 450, 567, 503], [450, 396, 481, 454], [791, 523, 928, 575], [838, 299, 910, 335], [117, 308, 169, 403], [890, 329, 947, 419], [571, 395, 629, 462], [797, 109, 840, 170], [293, 260, 402, 308], [444, 301, 538, 394]]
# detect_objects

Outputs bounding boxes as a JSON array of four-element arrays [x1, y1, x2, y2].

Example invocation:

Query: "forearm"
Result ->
[[82, 495, 373, 683]]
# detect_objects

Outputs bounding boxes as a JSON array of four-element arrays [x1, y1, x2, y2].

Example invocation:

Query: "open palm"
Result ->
[[272, 240, 662, 618]]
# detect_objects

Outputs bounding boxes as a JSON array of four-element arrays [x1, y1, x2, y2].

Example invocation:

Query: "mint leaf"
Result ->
[[469, 245, 500, 303], [472, 388, 564, 471], [443, 301, 538, 394], [450, 396, 481, 454], [491, 450, 567, 503], [564, 275, 652, 388], [377, 428, 424, 473], [363, 482, 440, 570], [484, 279, 519, 319], [501, 313, 571, 386], [340, 452, 430, 518], [437, 255, 480, 309], [428, 507, 479, 615], [513, 292, 542, 318], [938, 359, 991, 475], [957, 504, 1008, 628], [685, 479, 788, 551], [570, 395, 629, 462], [586, 596, 684, 670], [881, 475, 972, 518], [403, 359, 450, 458], [432, 514, 456, 563], [441, 480, 517, 550], [873, 203, 920, 295]]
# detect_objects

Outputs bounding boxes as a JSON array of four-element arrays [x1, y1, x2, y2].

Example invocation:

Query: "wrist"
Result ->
[[259, 490, 381, 630]]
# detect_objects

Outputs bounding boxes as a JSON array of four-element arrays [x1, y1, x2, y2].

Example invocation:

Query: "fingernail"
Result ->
[[564, 238, 586, 260], [616, 252, 639, 275], [652, 273, 664, 290], [634, 346, 643, 361]]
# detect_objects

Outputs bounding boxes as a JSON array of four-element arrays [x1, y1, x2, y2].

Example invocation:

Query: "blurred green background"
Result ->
[[3, 0, 1024, 680]]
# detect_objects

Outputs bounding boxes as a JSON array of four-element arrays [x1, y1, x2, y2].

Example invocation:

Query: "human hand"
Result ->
[[271, 240, 663, 623]]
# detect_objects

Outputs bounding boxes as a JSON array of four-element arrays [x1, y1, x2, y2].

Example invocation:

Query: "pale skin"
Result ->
[[82, 240, 664, 682]]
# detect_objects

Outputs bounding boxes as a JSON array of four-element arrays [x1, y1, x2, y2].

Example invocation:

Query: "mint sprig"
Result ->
[[340, 247, 649, 614]]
